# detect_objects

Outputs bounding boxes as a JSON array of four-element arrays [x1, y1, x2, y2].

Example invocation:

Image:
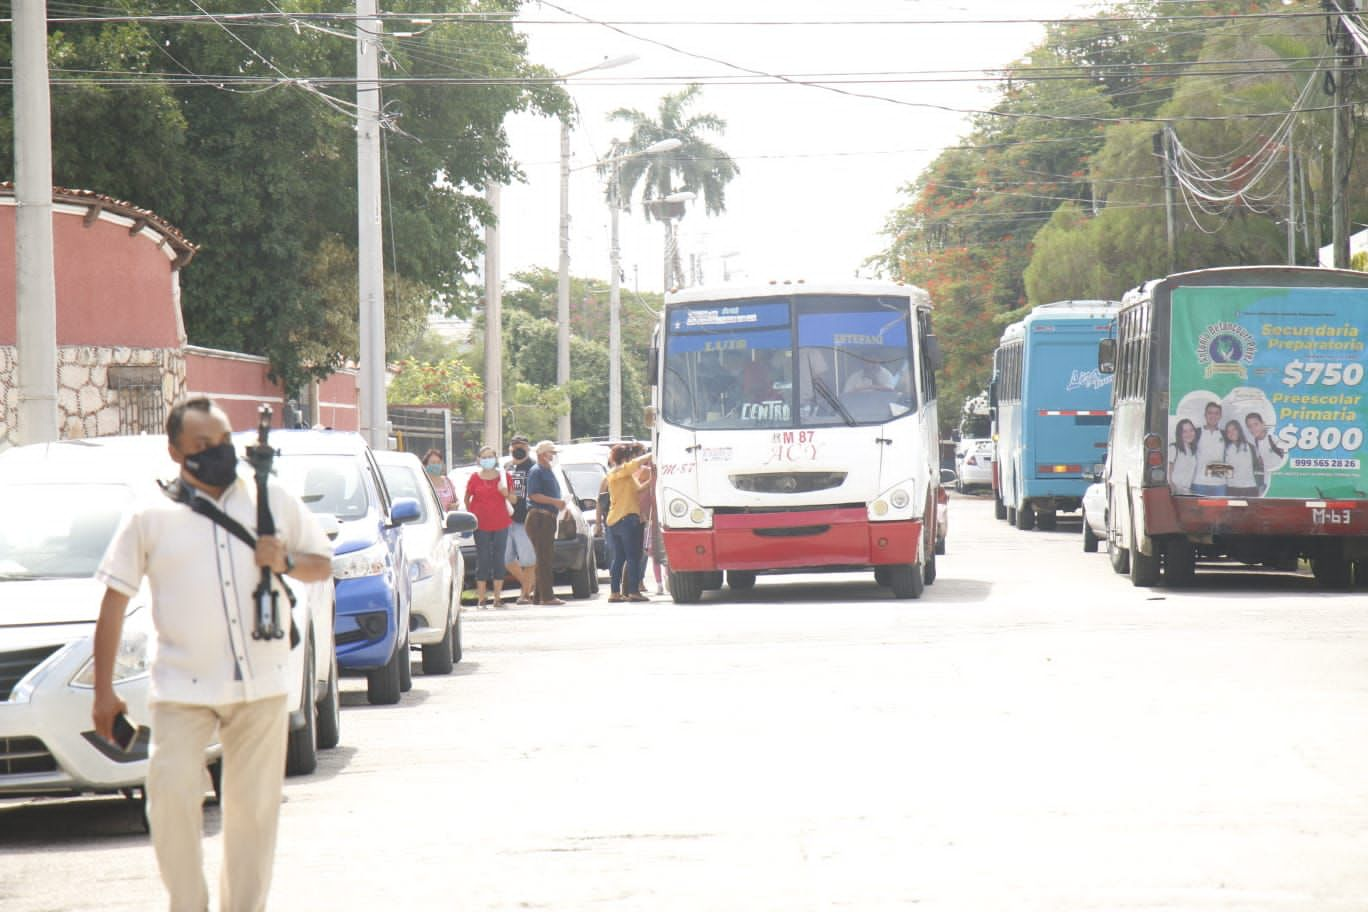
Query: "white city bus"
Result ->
[[650, 280, 943, 601]]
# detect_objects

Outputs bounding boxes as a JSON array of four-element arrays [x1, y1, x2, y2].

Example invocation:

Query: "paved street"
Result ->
[[4, 493, 1368, 911]]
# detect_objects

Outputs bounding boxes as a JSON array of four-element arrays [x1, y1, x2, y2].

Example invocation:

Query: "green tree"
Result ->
[[0, 1, 568, 394]]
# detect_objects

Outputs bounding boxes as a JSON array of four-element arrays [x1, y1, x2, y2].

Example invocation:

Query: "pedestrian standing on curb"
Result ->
[[604, 442, 653, 603], [422, 448, 457, 511], [503, 435, 538, 605], [464, 445, 516, 608], [524, 440, 567, 606], [635, 456, 666, 595], [91, 397, 334, 912]]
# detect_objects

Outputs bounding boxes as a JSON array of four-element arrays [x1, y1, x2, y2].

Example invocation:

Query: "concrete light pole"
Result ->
[[13, 0, 58, 444], [605, 139, 682, 439], [554, 55, 637, 443], [356, 0, 387, 450], [484, 182, 502, 453]]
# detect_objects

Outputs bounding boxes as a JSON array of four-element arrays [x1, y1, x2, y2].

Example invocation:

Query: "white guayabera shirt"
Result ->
[[96, 474, 332, 706]]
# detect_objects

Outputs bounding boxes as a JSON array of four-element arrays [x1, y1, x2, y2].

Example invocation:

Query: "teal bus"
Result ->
[[991, 300, 1120, 530]]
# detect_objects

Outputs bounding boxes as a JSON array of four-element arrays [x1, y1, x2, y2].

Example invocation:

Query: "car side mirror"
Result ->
[[389, 497, 421, 526], [579, 497, 598, 512], [939, 468, 957, 486], [443, 510, 478, 535], [1097, 338, 1116, 374]]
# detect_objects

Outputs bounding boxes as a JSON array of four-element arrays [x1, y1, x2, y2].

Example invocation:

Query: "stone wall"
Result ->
[[0, 345, 185, 448]]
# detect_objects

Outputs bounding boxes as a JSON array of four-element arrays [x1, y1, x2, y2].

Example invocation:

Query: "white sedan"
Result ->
[[954, 437, 995, 491], [1081, 481, 1108, 553], [374, 450, 477, 675], [0, 435, 339, 808]]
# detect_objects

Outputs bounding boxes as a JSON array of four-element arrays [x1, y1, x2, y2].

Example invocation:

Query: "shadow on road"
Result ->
[[0, 792, 221, 848], [712, 575, 993, 604]]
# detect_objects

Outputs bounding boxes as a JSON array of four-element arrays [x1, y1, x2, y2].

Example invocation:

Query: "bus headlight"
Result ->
[[869, 479, 918, 522], [663, 488, 712, 529]]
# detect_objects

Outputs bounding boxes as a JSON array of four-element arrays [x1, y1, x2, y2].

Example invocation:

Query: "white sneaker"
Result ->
[[655, 583, 665, 595]]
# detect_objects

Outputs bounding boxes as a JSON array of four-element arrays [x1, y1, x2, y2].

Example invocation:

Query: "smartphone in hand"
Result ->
[[110, 712, 139, 753]]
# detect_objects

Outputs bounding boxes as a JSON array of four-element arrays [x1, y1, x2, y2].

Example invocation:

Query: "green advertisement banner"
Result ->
[[1168, 285, 1368, 500]]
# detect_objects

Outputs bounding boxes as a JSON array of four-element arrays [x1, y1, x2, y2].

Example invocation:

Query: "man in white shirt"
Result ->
[[91, 398, 333, 912], [1245, 411, 1286, 495], [1192, 400, 1228, 495]]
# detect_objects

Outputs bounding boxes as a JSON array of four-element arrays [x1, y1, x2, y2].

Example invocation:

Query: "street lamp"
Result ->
[[604, 137, 682, 439], [555, 54, 637, 443], [645, 191, 696, 291]]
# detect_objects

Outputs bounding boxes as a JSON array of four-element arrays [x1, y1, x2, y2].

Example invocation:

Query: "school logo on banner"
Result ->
[[1196, 322, 1256, 379]]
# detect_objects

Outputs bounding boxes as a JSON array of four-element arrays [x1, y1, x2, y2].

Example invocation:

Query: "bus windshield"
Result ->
[[662, 294, 916, 430]]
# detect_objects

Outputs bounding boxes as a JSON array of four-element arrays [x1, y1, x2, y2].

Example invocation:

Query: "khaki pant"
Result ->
[[525, 508, 558, 602], [148, 695, 289, 912]]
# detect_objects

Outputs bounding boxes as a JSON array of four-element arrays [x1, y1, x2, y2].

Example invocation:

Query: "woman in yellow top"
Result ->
[[605, 443, 653, 602]]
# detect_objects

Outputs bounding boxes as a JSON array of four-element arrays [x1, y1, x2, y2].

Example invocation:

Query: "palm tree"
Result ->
[[604, 84, 739, 287]]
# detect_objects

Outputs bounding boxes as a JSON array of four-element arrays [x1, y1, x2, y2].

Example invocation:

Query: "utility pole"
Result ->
[[1329, 0, 1353, 268], [484, 182, 503, 452], [608, 164, 623, 440], [1155, 126, 1177, 274], [356, 0, 387, 449], [556, 117, 571, 443], [1287, 137, 1297, 265], [13, 0, 58, 444]]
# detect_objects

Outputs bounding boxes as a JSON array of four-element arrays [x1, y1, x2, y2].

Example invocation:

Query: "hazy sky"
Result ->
[[496, 0, 1104, 295]]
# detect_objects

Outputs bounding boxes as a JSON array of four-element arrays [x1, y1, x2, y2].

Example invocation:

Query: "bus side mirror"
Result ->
[[925, 334, 944, 370], [1097, 338, 1116, 374], [647, 346, 660, 385]]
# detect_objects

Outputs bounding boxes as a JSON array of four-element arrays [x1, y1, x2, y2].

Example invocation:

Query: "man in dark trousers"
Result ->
[[91, 397, 333, 912], [524, 440, 566, 606], [503, 434, 538, 604]]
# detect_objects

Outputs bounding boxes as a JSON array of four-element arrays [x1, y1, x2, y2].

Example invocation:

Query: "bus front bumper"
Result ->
[[664, 508, 921, 572]]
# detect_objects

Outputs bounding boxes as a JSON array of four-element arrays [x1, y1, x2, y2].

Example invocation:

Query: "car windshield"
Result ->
[[0, 482, 134, 580], [273, 454, 371, 521], [379, 464, 431, 523], [662, 294, 917, 430], [562, 463, 605, 502]]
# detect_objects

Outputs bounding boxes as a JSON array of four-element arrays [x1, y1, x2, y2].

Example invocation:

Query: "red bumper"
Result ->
[[664, 508, 921, 572], [1143, 486, 1368, 538]]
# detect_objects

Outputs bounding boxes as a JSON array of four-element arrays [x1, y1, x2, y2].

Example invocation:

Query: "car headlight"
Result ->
[[70, 628, 150, 689], [333, 541, 389, 580], [868, 478, 919, 522]]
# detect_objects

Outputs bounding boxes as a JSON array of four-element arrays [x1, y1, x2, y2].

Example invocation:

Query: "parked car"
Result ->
[[241, 430, 419, 706], [0, 435, 339, 806], [954, 436, 994, 492], [1081, 480, 1108, 554], [373, 450, 477, 675], [451, 462, 598, 599]]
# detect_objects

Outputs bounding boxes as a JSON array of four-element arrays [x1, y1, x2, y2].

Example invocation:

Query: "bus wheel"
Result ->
[[1164, 538, 1196, 587], [1354, 560, 1368, 590], [1130, 543, 1160, 587], [888, 563, 924, 600], [1015, 502, 1035, 531], [727, 571, 757, 591], [923, 545, 937, 586], [873, 567, 892, 587], [668, 570, 704, 604], [994, 496, 1007, 521], [1108, 537, 1130, 575], [1006, 506, 1017, 525], [701, 571, 724, 591], [1312, 555, 1352, 590], [1035, 510, 1056, 531]]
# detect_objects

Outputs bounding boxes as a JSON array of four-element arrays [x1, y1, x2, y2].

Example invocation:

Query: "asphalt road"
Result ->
[[4, 493, 1368, 911]]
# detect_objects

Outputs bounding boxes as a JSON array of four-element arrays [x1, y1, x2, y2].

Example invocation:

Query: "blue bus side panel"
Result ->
[[1024, 326, 1114, 497]]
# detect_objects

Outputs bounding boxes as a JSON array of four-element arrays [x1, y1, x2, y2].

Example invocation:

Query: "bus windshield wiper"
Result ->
[[812, 376, 856, 426]]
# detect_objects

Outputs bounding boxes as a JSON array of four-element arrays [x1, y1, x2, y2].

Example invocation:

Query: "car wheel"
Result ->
[[399, 630, 413, 693], [668, 569, 704, 604], [588, 550, 600, 593], [1082, 513, 1099, 553], [888, 563, 924, 599], [285, 632, 318, 776], [421, 597, 456, 676], [366, 641, 402, 705], [727, 570, 757, 590], [571, 551, 593, 599], [452, 611, 463, 665], [316, 650, 341, 750]]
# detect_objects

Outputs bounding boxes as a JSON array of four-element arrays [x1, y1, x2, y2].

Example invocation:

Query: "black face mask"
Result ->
[[511, 447, 528, 461], [183, 441, 239, 488]]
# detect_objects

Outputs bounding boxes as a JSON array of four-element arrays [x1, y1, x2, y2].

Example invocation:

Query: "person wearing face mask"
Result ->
[[502, 435, 538, 605], [464, 445, 516, 607], [90, 397, 333, 912], [422, 448, 457, 511], [524, 440, 567, 606]]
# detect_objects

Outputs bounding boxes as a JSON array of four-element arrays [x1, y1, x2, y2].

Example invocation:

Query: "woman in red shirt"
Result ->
[[464, 445, 515, 607]]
